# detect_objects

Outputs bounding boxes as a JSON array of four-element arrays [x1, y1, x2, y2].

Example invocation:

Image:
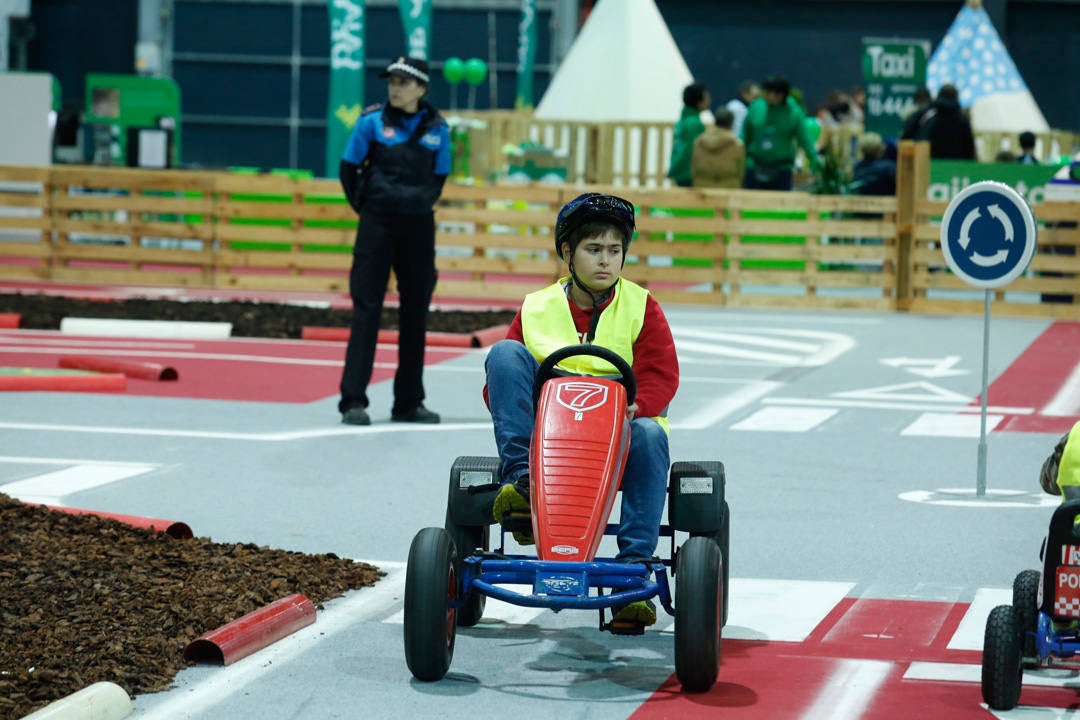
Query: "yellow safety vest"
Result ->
[[520, 277, 669, 433], [1058, 420, 1080, 497]]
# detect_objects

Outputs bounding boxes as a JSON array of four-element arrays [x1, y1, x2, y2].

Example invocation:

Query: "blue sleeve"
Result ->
[[434, 123, 451, 176], [342, 114, 372, 164]]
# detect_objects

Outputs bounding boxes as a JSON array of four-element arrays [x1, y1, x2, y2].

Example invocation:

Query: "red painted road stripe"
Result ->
[[981, 321, 1080, 434], [634, 597, 1080, 718]]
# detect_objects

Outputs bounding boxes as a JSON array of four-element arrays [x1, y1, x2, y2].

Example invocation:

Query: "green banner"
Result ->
[[515, 0, 537, 109], [326, 0, 365, 178], [862, 37, 928, 138], [928, 161, 1064, 205], [398, 0, 432, 60]]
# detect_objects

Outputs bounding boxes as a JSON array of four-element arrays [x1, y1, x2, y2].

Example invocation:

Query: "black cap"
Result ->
[[380, 56, 430, 84]]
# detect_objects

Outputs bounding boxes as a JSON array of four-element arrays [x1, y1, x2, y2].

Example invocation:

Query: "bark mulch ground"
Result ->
[[0, 293, 514, 718], [0, 293, 517, 338], [0, 493, 383, 719]]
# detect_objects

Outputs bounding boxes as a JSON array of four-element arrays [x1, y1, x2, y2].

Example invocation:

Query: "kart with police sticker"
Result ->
[[982, 499, 1080, 710], [403, 344, 730, 692]]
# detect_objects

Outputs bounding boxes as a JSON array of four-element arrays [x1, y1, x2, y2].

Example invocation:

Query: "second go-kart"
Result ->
[[983, 499, 1080, 710], [404, 344, 730, 693]]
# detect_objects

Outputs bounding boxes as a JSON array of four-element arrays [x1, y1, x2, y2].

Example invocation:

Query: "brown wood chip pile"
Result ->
[[0, 493, 383, 719]]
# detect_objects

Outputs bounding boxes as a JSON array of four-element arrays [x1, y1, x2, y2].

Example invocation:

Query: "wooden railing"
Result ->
[[453, 110, 1078, 185], [0, 142, 1077, 318]]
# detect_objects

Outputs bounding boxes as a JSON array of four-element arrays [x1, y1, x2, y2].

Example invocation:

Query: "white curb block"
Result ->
[[59, 318, 233, 339], [20, 681, 132, 720]]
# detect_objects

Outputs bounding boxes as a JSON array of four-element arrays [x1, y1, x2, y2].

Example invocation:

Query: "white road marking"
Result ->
[[134, 562, 407, 720], [899, 488, 1056, 508], [906, 660, 1080, 690], [901, 412, 1004, 437], [833, 381, 972, 403], [0, 336, 197, 349], [880, 356, 969, 378], [672, 381, 781, 430], [946, 587, 1012, 650], [0, 456, 159, 505], [763, 397, 1033, 414], [0, 344, 461, 367], [800, 658, 893, 720], [673, 327, 855, 367], [731, 407, 838, 432], [706, 578, 854, 642], [1043, 362, 1080, 417], [0, 421, 494, 441]]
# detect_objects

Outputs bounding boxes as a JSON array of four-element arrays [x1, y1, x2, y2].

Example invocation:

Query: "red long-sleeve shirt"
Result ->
[[500, 292, 679, 420]]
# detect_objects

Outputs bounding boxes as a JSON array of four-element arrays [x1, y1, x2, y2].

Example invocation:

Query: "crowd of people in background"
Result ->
[[668, 75, 1043, 196]]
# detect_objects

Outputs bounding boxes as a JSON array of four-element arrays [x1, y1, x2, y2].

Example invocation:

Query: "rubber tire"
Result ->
[[675, 535, 723, 693], [404, 527, 458, 682], [691, 500, 730, 627], [1012, 568, 1040, 661], [445, 515, 488, 627], [981, 604, 1024, 711]]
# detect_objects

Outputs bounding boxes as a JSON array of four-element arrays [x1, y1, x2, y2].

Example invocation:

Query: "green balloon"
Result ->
[[443, 57, 465, 85], [464, 58, 488, 86]]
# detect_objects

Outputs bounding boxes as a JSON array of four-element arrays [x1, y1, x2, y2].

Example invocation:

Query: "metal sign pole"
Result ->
[[977, 288, 991, 497], [938, 180, 1037, 501]]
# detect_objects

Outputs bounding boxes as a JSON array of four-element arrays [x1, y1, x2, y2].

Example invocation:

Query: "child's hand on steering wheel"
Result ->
[[626, 403, 638, 419]]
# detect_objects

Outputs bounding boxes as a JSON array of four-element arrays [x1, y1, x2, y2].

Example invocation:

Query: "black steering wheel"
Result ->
[[531, 344, 637, 411]]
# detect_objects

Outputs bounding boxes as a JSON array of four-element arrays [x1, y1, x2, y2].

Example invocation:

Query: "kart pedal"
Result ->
[[500, 511, 534, 545], [605, 619, 647, 636]]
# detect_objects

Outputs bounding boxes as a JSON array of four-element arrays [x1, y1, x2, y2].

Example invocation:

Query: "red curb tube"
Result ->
[[301, 326, 349, 342], [183, 593, 316, 665], [0, 313, 20, 328], [0, 372, 127, 392], [59, 355, 179, 381], [43, 505, 194, 539], [301, 326, 474, 347], [471, 324, 510, 348]]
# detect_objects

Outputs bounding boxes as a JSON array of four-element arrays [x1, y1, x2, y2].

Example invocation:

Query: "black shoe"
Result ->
[[341, 406, 371, 426], [391, 405, 440, 424]]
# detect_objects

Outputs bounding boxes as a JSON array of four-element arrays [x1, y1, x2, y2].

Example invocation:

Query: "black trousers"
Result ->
[[338, 209, 436, 414]]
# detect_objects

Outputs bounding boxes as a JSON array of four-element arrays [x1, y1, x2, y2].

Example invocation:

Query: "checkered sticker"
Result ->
[[1054, 566, 1080, 618]]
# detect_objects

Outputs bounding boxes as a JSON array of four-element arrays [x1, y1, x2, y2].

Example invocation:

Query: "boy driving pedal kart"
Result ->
[[483, 192, 679, 630]]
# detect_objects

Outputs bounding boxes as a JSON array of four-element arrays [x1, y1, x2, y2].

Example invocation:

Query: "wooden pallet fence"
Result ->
[[0, 165, 53, 280], [48, 166, 217, 288], [212, 172, 354, 293]]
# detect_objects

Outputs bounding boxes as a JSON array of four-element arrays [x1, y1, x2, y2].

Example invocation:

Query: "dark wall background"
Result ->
[[20, 0, 1079, 174]]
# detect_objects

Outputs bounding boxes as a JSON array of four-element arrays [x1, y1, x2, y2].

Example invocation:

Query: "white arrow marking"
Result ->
[[970, 248, 1009, 267], [958, 206, 981, 250], [880, 356, 968, 378], [987, 203, 1014, 242], [832, 381, 972, 403]]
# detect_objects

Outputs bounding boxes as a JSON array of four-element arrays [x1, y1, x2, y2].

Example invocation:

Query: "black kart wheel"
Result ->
[[982, 604, 1024, 711], [445, 513, 488, 627], [1012, 569, 1040, 661], [404, 527, 458, 681], [691, 499, 730, 627], [674, 536, 723, 693]]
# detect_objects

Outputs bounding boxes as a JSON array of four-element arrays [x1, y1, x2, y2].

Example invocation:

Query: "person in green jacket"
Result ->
[[742, 75, 820, 191], [667, 82, 710, 187]]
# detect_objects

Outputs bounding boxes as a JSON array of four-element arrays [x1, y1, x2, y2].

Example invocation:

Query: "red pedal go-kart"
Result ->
[[983, 499, 1080, 710], [404, 345, 730, 692]]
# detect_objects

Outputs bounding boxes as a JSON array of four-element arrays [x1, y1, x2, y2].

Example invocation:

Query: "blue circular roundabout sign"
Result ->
[[939, 181, 1037, 288]]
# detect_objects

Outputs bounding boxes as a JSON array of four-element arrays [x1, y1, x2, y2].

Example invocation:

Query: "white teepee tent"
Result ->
[[926, 0, 1049, 132], [534, 0, 693, 122]]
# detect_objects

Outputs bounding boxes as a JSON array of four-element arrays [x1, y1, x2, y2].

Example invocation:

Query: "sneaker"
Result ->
[[341, 406, 371, 426], [612, 599, 657, 627], [391, 405, 440, 423], [492, 479, 533, 545]]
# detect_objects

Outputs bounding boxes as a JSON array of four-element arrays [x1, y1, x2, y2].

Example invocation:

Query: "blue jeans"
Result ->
[[485, 340, 669, 560]]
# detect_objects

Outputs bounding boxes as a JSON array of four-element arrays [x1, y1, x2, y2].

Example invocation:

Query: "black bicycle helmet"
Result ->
[[554, 192, 636, 261]]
